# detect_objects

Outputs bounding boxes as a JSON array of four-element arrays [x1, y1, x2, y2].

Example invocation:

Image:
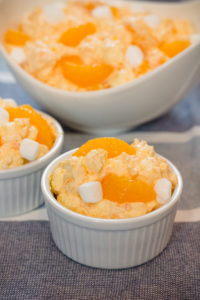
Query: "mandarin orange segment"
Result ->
[[160, 40, 190, 58], [102, 173, 156, 204], [5, 29, 30, 46], [59, 22, 96, 47], [61, 62, 113, 87], [73, 137, 136, 158], [111, 6, 120, 18], [6, 105, 55, 148]]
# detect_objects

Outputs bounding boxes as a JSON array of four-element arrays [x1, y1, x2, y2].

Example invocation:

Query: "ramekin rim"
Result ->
[[41, 148, 183, 226], [0, 111, 64, 178]]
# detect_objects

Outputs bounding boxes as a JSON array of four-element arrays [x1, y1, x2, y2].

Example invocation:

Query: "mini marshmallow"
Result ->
[[154, 178, 172, 205], [92, 6, 112, 18], [43, 2, 66, 24], [144, 15, 160, 29], [3, 98, 17, 108], [10, 48, 26, 64], [190, 34, 200, 44], [125, 45, 144, 68], [20, 139, 39, 161], [79, 181, 103, 204], [0, 108, 9, 125]]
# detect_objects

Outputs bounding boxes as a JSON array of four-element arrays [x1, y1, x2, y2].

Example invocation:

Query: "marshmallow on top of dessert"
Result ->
[[0, 97, 56, 169]]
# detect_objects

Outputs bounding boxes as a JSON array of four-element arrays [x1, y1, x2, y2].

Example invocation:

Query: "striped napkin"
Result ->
[[0, 53, 200, 299]]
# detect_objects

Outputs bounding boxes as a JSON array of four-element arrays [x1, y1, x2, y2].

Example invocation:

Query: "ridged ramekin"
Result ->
[[42, 149, 183, 269], [0, 113, 64, 218]]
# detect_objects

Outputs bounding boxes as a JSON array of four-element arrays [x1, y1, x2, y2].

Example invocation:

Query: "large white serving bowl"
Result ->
[[41, 148, 183, 269], [0, 0, 200, 134]]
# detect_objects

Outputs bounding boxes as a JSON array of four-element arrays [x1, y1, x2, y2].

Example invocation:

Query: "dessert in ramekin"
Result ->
[[42, 137, 182, 269], [0, 97, 64, 218]]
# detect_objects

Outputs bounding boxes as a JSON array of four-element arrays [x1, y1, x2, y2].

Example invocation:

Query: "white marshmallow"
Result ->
[[190, 34, 200, 44], [144, 15, 160, 29], [43, 2, 66, 24], [79, 181, 103, 204], [3, 98, 17, 108], [154, 178, 172, 205], [0, 108, 9, 125], [125, 45, 144, 68], [10, 48, 26, 64], [20, 139, 39, 161], [92, 6, 112, 18]]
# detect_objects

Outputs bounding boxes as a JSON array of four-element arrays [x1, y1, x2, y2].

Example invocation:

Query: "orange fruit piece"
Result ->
[[73, 137, 136, 158], [135, 60, 150, 76], [102, 173, 156, 204], [111, 6, 120, 18], [4, 29, 30, 46], [6, 105, 55, 148], [61, 61, 113, 87], [59, 22, 96, 47], [160, 40, 190, 58]]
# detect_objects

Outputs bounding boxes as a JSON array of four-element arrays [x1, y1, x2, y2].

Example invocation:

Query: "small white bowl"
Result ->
[[0, 0, 200, 134], [0, 112, 64, 218], [41, 149, 183, 269]]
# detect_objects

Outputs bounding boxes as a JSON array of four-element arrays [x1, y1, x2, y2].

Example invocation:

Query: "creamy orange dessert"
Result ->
[[50, 137, 177, 219], [4, 0, 198, 91], [0, 97, 56, 169]]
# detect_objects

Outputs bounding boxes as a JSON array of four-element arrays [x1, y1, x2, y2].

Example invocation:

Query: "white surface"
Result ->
[[0, 0, 200, 134], [79, 181, 103, 203], [20, 138, 39, 161], [0, 107, 9, 124]]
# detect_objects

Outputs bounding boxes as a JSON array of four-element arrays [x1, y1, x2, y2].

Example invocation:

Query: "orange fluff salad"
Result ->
[[4, 0, 197, 91], [50, 137, 177, 219], [0, 97, 56, 169]]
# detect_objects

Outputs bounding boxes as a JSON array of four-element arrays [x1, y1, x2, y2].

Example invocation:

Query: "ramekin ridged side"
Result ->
[[0, 116, 64, 218], [42, 150, 183, 269]]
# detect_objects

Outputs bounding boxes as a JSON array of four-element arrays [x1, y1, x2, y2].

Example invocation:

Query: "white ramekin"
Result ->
[[0, 113, 64, 218], [41, 149, 183, 269]]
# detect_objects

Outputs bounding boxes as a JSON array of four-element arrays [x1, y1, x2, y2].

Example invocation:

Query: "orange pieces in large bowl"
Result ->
[[4, 29, 30, 46], [102, 173, 156, 204], [160, 40, 190, 58], [73, 137, 136, 158], [59, 22, 96, 47], [6, 105, 55, 148], [61, 61, 113, 88]]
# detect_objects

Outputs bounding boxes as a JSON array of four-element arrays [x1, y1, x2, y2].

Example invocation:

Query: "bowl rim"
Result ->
[[0, 36, 199, 98], [0, 110, 64, 179], [41, 147, 183, 229]]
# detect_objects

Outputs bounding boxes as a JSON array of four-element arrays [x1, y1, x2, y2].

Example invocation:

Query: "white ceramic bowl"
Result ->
[[0, 0, 200, 134], [41, 149, 183, 269], [0, 112, 64, 218]]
